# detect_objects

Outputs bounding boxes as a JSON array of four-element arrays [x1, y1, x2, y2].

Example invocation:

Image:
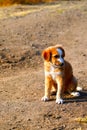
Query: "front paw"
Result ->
[[41, 96, 49, 102], [56, 98, 63, 104]]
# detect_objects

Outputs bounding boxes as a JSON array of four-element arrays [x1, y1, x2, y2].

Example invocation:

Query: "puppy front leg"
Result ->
[[41, 76, 52, 102], [56, 77, 64, 104]]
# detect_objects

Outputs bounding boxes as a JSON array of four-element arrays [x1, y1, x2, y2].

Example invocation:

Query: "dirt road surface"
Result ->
[[0, 0, 87, 130]]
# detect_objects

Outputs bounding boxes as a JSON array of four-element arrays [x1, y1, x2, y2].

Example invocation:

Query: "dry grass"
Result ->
[[75, 117, 87, 123], [0, 0, 56, 6]]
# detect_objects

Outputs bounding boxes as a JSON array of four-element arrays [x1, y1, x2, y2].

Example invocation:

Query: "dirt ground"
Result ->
[[0, 0, 87, 130]]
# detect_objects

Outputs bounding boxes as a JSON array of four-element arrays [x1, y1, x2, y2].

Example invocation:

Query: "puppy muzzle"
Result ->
[[50, 62, 65, 69], [60, 62, 64, 67]]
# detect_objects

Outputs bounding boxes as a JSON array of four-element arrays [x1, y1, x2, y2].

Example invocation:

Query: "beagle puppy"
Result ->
[[41, 45, 81, 104]]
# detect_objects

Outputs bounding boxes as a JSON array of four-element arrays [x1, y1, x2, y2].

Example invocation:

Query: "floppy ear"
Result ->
[[42, 49, 51, 61]]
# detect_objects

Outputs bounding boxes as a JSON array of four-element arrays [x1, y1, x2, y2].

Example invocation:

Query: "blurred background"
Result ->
[[0, 0, 56, 6]]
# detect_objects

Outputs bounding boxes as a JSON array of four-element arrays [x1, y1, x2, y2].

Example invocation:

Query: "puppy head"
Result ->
[[42, 45, 65, 67]]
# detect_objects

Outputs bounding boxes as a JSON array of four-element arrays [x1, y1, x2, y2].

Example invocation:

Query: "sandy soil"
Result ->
[[0, 0, 87, 130]]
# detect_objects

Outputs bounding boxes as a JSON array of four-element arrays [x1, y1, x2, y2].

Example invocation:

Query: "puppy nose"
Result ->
[[60, 63, 64, 66]]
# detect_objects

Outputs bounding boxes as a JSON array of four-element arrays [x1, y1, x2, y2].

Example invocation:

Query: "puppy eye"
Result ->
[[54, 55, 59, 58], [61, 55, 64, 58]]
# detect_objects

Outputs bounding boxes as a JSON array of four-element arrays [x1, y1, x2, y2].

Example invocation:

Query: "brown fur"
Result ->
[[41, 45, 78, 104]]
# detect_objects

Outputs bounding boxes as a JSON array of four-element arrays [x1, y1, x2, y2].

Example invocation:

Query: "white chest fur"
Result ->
[[45, 66, 62, 80]]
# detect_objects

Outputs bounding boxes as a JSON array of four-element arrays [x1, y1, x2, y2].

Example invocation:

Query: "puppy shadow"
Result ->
[[51, 91, 87, 103], [65, 91, 87, 103]]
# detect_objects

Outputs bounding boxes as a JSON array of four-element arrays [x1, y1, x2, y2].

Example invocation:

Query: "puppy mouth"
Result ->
[[51, 63, 64, 68]]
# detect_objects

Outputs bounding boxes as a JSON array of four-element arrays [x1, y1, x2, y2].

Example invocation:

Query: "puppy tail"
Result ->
[[76, 86, 83, 91]]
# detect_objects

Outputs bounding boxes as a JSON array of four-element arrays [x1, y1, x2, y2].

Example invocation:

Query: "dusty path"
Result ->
[[0, 0, 87, 130]]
